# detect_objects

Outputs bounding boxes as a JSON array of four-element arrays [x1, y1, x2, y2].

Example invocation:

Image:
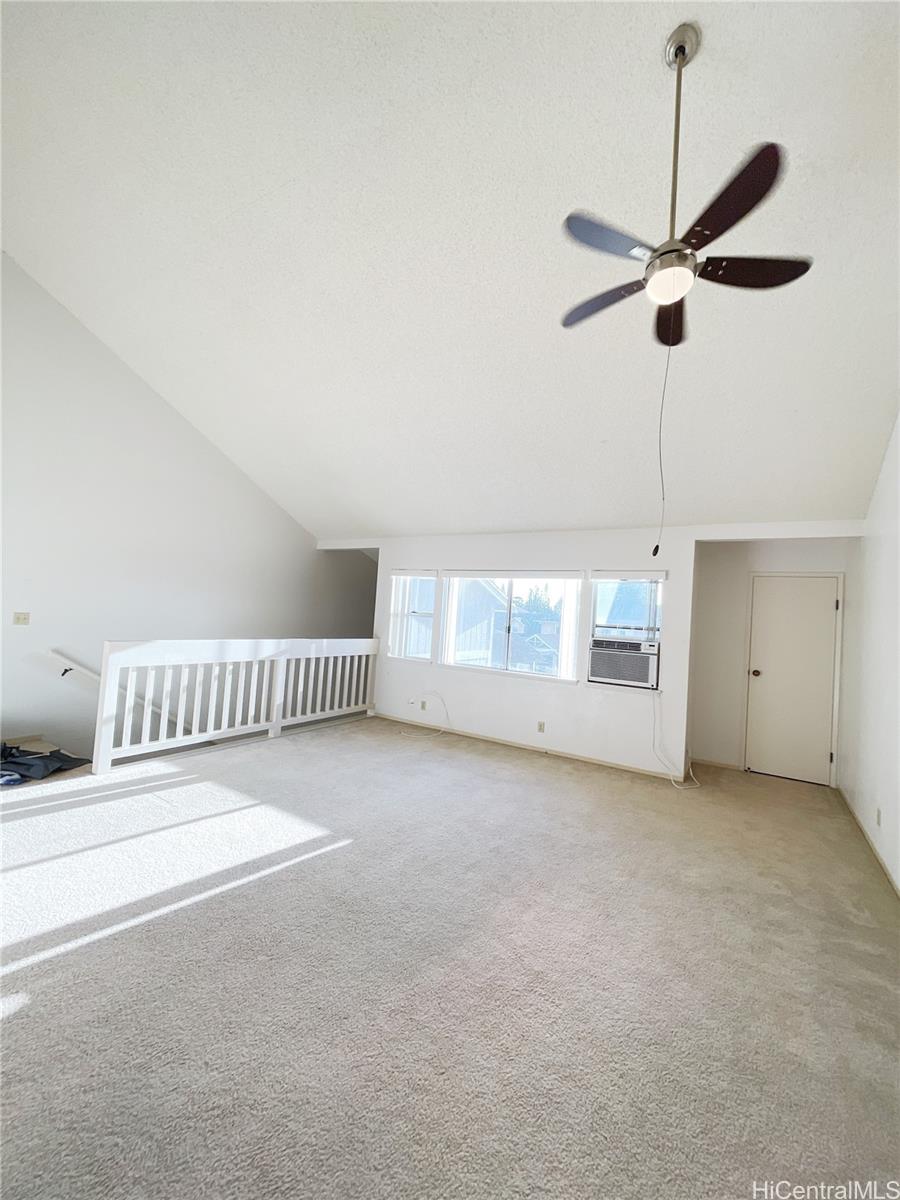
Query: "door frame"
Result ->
[[741, 571, 844, 787]]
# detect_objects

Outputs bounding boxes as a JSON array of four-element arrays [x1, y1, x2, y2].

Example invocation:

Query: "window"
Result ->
[[592, 576, 662, 642], [388, 574, 436, 660], [442, 575, 580, 679]]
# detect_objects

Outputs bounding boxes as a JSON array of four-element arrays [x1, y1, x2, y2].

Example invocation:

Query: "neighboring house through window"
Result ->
[[591, 575, 662, 642], [442, 575, 580, 679]]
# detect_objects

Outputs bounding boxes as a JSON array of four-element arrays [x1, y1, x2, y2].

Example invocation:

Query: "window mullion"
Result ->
[[504, 580, 513, 671], [399, 576, 410, 657], [430, 573, 444, 663]]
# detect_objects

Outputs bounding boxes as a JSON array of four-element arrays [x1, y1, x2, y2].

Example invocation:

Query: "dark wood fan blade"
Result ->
[[564, 213, 654, 261], [682, 144, 782, 253], [655, 299, 685, 346], [562, 280, 645, 327], [698, 256, 811, 288]]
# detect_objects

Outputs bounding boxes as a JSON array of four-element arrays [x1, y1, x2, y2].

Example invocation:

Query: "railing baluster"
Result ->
[[207, 664, 221, 734], [348, 655, 359, 709], [175, 664, 190, 739], [140, 667, 156, 744], [296, 658, 307, 718], [324, 656, 335, 712], [247, 661, 259, 722], [220, 662, 234, 731], [192, 664, 205, 733], [268, 657, 287, 738], [121, 667, 137, 748], [286, 658, 297, 720], [158, 666, 174, 739], [261, 660, 271, 721], [235, 662, 247, 728]]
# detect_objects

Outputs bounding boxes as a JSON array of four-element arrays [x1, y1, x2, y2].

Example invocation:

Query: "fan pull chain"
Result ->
[[651, 341, 673, 557]]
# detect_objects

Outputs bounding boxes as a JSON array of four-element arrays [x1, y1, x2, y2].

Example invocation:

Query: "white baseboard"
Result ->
[[373, 711, 675, 781], [689, 758, 744, 772], [836, 788, 900, 899]]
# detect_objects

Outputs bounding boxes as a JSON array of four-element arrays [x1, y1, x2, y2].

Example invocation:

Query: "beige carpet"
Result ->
[[2, 717, 897, 1199]]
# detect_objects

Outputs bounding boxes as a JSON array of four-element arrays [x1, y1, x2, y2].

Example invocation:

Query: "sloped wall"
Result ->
[[1, 257, 376, 756]]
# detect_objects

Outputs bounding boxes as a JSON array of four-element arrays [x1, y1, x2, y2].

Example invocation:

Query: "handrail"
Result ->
[[48, 648, 102, 682], [50, 647, 196, 738], [92, 637, 379, 774]]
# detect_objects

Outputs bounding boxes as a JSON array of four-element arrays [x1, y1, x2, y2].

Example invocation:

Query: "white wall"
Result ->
[[369, 527, 698, 778], [340, 521, 863, 782], [838, 420, 899, 888], [689, 538, 855, 769], [1, 257, 376, 756]]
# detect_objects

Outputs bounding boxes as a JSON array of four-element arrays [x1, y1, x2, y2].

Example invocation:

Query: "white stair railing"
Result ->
[[92, 638, 378, 774]]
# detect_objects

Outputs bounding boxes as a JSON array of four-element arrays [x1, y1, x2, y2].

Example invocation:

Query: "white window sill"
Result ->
[[439, 663, 579, 684], [384, 656, 661, 692], [584, 680, 663, 694], [385, 656, 577, 684]]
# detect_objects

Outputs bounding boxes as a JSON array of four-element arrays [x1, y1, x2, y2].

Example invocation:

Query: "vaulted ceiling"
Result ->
[[3, 2, 897, 536]]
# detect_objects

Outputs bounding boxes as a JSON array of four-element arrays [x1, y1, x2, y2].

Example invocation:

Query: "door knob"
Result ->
[[751, 669, 761, 677]]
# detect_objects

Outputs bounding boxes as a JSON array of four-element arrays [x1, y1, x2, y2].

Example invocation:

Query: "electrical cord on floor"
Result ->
[[650, 688, 700, 789], [399, 691, 453, 739]]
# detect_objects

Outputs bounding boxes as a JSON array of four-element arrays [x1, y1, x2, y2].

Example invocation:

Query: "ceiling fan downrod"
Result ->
[[665, 22, 700, 241], [668, 45, 684, 240]]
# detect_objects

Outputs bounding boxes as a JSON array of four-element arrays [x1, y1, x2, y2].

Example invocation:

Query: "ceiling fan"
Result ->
[[561, 23, 811, 345]]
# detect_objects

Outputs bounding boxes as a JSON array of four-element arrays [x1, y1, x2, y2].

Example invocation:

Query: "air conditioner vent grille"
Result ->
[[589, 647, 659, 688]]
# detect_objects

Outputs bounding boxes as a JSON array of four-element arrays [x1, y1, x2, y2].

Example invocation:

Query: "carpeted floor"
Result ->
[[1, 717, 897, 1199]]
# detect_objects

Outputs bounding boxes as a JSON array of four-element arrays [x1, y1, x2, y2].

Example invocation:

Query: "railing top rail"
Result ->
[[102, 638, 379, 667]]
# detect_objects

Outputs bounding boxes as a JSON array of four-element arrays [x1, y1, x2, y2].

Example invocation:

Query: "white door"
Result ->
[[745, 575, 839, 785]]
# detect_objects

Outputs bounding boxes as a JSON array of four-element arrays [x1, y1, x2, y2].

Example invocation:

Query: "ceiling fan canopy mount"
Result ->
[[664, 22, 701, 69]]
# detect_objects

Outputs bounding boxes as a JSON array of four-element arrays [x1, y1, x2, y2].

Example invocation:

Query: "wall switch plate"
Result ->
[[876, 808, 882, 827], [537, 721, 545, 733], [12, 612, 30, 626], [420, 700, 427, 711]]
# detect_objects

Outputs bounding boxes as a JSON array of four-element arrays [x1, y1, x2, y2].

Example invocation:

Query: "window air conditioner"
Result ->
[[588, 638, 659, 689]]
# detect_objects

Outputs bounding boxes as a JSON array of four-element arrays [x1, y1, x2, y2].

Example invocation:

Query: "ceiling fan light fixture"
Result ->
[[643, 247, 697, 305], [645, 263, 695, 305]]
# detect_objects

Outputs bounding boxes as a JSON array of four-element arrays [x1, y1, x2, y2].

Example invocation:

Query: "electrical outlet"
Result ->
[[537, 721, 545, 733], [420, 700, 427, 711], [12, 612, 30, 626], [876, 808, 882, 828]]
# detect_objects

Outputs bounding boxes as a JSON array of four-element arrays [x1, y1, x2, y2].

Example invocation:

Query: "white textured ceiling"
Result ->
[[3, 2, 898, 537]]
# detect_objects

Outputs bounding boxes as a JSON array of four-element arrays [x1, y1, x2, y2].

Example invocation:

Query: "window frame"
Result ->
[[440, 571, 582, 681], [387, 571, 440, 662], [589, 572, 666, 643]]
